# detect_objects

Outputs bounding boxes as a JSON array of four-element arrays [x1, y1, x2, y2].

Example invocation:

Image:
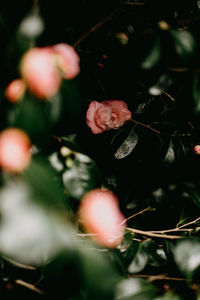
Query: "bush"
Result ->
[[1, 1, 200, 299]]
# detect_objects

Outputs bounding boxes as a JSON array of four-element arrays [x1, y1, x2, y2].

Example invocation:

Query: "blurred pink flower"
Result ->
[[5, 79, 26, 103], [86, 100, 132, 134], [20, 47, 61, 100], [79, 188, 126, 248], [194, 145, 200, 155], [53, 43, 80, 80], [0, 128, 32, 173]]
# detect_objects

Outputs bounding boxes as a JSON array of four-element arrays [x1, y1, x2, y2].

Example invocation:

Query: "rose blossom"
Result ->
[[52, 43, 80, 80], [78, 188, 126, 248], [5, 79, 26, 103], [0, 128, 32, 173], [194, 145, 200, 155], [20, 47, 61, 99], [86, 100, 132, 134]]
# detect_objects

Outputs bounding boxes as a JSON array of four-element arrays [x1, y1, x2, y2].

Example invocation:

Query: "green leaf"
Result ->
[[60, 134, 85, 153], [79, 246, 119, 300], [170, 29, 196, 62], [62, 152, 101, 200], [23, 157, 68, 210], [7, 95, 49, 145], [154, 292, 183, 300], [113, 125, 138, 159], [193, 73, 200, 114], [46, 92, 63, 126], [148, 74, 172, 96], [0, 178, 76, 266], [143, 240, 167, 268], [124, 241, 148, 273], [128, 246, 148, 274], [141, 37, 162, 69], [162, 139, 176, 165], [173, 239, 200, 278], [115, 278, 158, 300], [184, 185, 200, 209]]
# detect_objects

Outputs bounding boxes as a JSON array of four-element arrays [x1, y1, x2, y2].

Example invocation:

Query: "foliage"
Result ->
[[1, 0, 200, 299]]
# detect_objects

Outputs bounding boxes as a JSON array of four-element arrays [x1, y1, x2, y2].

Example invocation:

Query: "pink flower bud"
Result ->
[[194, 145, 200, 155], [0, 128, 32, 173], [52, 43, 80, 80], [79, 189, 126, 248], [86, 100, 132, 134], [5, 79, 26, 103], [20, 47, 61, 100]]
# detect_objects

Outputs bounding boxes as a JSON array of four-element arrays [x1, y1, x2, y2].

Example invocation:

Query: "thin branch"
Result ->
[[73, 11, 116, 48], [149, 228, 193, 234], [126, 227, 183, 240], [163, 90, 175, 102], [128, 274, 188, 282], [121, 206, 152, 225], [132, 119, 162, 135], [145, 217, 200, 234], [117, 1, 145, 6], [169, 67, 200, 73], [15, 279, 44, 295], [2, 256, 37, 271], [178, 216, 200, 229], [132, 119, 191, 137]]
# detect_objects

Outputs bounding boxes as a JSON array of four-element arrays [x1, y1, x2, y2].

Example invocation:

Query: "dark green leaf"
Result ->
[[154, 292, 183, 300], [127, 244, 148, 273], [148, 74, 172, 96], [0, 178, 76, 265], [115, 278, 158, 300], [162, 139, 176, 165], [193, 73, 200, 114], [173, 239, 200, 278], [113, 126, 138, 159], [7, 95, 49, 145], [143, 240, 167, 268], [184, 185, 200, 209], [170, 29, 196, 62], [62, 152, 101, 200], [79, 246, 119, 300], [141, 37, 162, 69], [24, 157, 68, 210]]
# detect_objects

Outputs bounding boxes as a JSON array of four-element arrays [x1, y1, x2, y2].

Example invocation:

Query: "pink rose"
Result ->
[[20, 47, 61, 100], [5, 79, 26, 103], [194, 145, 200, 155], [86, 100, 132, 134], [52, 43, 80, 80], [0, 128, 32, 173], [78, 189, 126, 248]]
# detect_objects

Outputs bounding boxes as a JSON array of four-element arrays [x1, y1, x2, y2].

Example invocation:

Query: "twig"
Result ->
[[132, 119, 162, 135], [178, 216, 200, 229], [163, 90, 175, 102], [121, 206, 152, 225], [15, 279, 44, 295], [128, 274, 188, 282], [132, 119, 191, 137], [117, 1, 145, 6], [149, 228, 193, 234], [126, 227, 183, 240], [169, 67, 200, 73], [2, 256, 37, 271], [142, 217, 200, 235], [73, 11, 116, 48]]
